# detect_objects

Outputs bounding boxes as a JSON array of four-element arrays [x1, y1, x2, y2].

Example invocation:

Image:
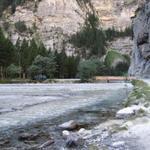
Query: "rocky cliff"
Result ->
[[129, 0, 150, 77], [0, 0, 138, 54]]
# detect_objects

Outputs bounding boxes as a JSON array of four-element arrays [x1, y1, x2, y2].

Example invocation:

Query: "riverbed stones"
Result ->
[[18, 132, 38, 141], [62, 130, 70, 138], [112, 141, 125, 148], [59, 120, 78, 130], [38, 139, 54, 149], [65, 133, 84, 148]]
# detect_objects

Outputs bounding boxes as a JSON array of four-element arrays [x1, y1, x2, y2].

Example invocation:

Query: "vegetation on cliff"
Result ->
[[0, 0, 26, 16]]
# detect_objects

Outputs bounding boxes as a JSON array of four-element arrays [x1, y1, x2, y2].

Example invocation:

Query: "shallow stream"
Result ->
[[0, 83, 132, 149]]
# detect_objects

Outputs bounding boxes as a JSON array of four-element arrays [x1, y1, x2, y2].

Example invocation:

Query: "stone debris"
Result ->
[[65, 133, 84, 148]]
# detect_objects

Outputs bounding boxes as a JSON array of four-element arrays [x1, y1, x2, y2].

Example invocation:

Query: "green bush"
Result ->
[[15, 21, 27, 33], [104, 50, 130, 75], [78, 59, 97, 82]]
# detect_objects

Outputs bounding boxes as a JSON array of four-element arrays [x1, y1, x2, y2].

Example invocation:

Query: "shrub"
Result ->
[[15, 21, 27, 33], [104, 50, 130, 75], [78, 59, 97, 82]]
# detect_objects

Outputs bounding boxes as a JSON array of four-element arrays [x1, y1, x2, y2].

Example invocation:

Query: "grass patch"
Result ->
[[105, 50, 129, 68], [125, 80, 150, 107]]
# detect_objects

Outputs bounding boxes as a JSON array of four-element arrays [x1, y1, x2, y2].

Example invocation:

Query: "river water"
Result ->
[[0, 83, 132, 149]]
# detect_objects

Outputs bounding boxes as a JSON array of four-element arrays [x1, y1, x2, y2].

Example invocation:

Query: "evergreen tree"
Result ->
[[0, 28, 14, 78], [20, 39, 29, 78]]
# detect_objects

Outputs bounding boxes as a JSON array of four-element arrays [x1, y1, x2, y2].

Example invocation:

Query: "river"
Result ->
[[0, 83, 132, 149]]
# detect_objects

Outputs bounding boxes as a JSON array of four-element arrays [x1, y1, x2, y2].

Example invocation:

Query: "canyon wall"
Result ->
[[0, 0, 138, 55], [129, 0, 150, 77]]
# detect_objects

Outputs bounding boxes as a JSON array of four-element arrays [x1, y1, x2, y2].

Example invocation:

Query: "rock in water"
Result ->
[[59, 120, 78, 130], [129, 1, 150, 77]]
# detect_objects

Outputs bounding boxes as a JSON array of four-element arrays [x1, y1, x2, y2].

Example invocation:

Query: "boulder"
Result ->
[[59, 120, 78, 130], [116, 107, 135, 119], [116, 105, 148, 119]]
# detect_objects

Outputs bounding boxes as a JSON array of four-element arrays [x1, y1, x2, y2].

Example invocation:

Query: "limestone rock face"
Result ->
[[109, 37, 133, 55], [1, 0, 138, 54], [129, 1, 150, 77]]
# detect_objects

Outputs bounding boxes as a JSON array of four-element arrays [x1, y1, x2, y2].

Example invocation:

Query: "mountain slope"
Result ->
[[0, 0, 138, 54]]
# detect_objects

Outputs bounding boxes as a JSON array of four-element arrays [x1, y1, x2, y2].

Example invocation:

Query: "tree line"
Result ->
[[70, 0, 132, 58], [0, 28, 80, 80]]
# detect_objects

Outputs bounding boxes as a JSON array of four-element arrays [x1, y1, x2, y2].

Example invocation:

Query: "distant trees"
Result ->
[[0, 28, 14, 79], [105, 26, 133, 41], [28, 55, 56, 79], [70, 0, 132, 59], [7, 64, 21, 78], [78, 58, 111, 82], [70, 0, 107, 58], [0, 26, 81, 80], [0, 0, 26, 16], [54, 51, 80, 79]]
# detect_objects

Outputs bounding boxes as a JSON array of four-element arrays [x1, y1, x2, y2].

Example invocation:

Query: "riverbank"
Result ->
[[0, 76, 135, 84], [78, 80, 150, 150], [0, 83, 132, 149]]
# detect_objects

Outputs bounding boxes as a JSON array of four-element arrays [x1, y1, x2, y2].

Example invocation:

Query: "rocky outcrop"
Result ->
[[109, 37, 133, 55], [129, 1, 150, 77]]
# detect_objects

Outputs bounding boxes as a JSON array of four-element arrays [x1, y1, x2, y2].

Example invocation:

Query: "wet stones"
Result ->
[[18, 132, 38, 141], [65, 133, 84, 148], [38, 139, 54, 149], [59, 120, 78, 130], [62, 128, 85, 148], [112, 141, 125, 148], [0, 139, 10, 146], [62, 130, 70, 138]]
